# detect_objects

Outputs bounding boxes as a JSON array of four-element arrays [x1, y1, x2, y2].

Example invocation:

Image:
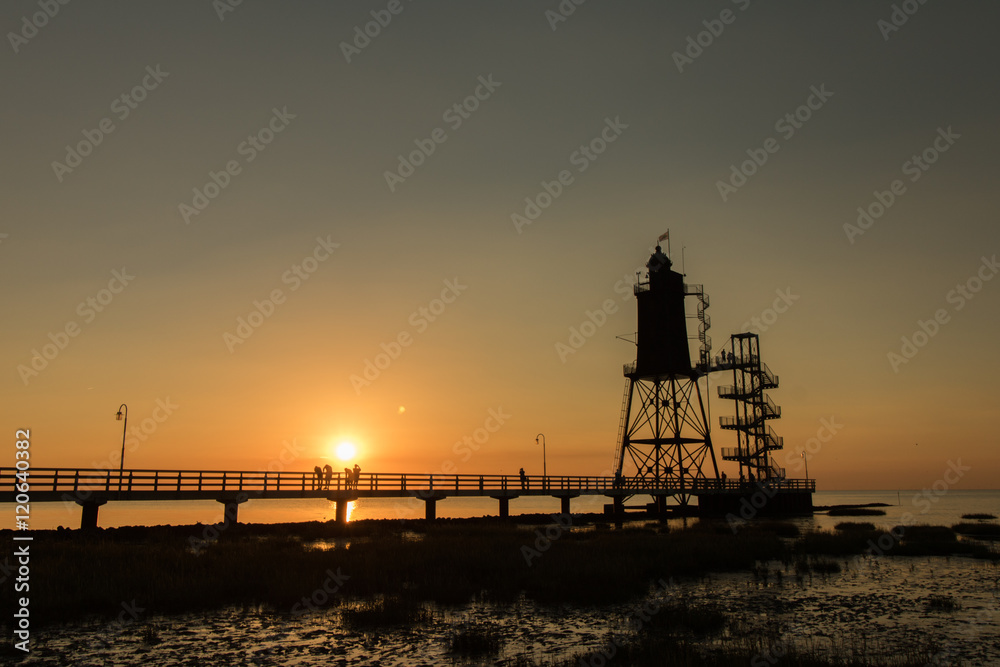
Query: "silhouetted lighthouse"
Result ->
[[634, 246, 692, 376], [613, 241, 717, 509]]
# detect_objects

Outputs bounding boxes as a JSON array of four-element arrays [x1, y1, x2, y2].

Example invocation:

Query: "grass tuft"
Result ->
[[340, 597, 432, 629], [448, 621, 503, 656], [834, 521, 876, 531]]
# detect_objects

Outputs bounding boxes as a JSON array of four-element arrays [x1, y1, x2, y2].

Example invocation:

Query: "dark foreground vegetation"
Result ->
[[0, 515, 994, 665]]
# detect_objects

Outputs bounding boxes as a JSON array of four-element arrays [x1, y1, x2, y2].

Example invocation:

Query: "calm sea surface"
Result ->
[[7, 488, 999, 530]]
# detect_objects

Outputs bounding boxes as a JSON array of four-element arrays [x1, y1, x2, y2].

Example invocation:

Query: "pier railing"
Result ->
[[0, 468, 619, 495], [0, 467, 815, 497]]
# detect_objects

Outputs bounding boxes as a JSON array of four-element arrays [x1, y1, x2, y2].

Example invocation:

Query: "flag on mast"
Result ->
[[657, 230, 670, 259]]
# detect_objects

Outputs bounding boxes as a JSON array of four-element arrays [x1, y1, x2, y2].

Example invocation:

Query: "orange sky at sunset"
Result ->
[[3, 1, 998, 492]]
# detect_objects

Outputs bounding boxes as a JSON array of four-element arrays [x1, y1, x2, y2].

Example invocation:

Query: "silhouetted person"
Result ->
[[313, 466, 323, 490], [519, 467, 527, 490], [721, 471, 727, 487], [343, 467, 353, 490], [323, 464, 333, 490], [353, 464, 361, 490]]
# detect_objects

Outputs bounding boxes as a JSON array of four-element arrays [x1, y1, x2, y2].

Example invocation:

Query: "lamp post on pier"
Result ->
[[116, 404, 128, 492], [535, 433, 546, 490]]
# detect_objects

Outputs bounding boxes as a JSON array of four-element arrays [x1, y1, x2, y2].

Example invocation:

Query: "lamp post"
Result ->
[[116, 404, 128, 492], [801, 450, 809, 481], [535, 433, 546, 489]]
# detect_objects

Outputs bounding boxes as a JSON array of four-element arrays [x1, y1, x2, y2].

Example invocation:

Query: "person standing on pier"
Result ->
[[323, 464, 333, 490], [519, 467, 527, 490], [313, 466, 323, 490], [343, 467, 352, 490], [352, 464, 361, 490]]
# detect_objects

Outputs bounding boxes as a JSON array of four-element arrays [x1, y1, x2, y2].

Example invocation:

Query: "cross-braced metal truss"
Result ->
[[614, 374, 719, 500]]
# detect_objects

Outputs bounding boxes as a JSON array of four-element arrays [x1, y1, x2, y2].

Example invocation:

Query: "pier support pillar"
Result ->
[[560, 496, 571, 515], [497, 497, 509, 518], [216, 495, 248, 528], [77, 499, 107, 530], [335, 499, 350, 525], [424, 497, 437, 521]]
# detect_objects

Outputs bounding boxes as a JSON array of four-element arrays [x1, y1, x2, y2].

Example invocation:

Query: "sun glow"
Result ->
[[335, 441, 357, 462]]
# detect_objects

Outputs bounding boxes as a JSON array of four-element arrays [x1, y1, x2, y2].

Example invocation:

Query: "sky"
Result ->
[[2, 1, 998, 491]]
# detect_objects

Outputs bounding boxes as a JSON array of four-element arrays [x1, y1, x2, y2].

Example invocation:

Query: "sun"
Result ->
[[334, 441, 357, 462]]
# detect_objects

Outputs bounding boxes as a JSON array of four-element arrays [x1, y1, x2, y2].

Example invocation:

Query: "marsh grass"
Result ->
[[793, 556, 842, 575], [644, 600, 727, 636], [925, 595, 959, 612], [340, 597, 432, 629], [953, 522, 1000, 539], [138, 623, 161, 645], [834, 521, 876, 531], [551, 619, 934, 667], [3, 518, 994, 629], [448, 620, 503, 656], [895, 525, 956, 542]]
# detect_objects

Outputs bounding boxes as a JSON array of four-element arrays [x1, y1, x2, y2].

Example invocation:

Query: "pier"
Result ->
[[0, 467, 814, 529]]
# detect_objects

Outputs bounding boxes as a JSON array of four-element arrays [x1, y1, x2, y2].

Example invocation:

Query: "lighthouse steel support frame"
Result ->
[[615, 373, 719, 505]]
